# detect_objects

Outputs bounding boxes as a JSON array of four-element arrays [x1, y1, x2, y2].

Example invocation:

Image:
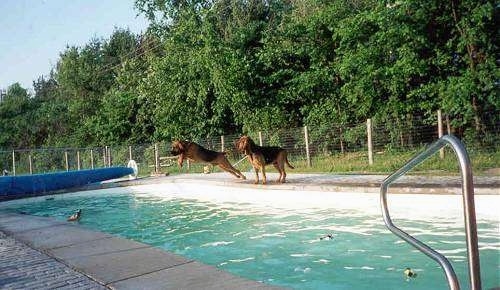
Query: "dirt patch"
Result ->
[[484, 168, 500, 176]]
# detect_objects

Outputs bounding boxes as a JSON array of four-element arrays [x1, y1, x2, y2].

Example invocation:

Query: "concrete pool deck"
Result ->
[[0, 212, 279, 289], [116, 172, 500, 195], [0, 173, 498, 289]]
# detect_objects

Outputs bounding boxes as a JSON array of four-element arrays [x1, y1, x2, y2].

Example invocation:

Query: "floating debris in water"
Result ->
[[319, 234, 334, 240], [45, 197, 54, 201], [67, 209, 82, 222], [404, 267, 417, 280], [294, 267, 311, 273]]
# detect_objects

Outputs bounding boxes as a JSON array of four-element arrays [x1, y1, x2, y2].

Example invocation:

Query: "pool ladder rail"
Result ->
[[380, 135, 482, 290]]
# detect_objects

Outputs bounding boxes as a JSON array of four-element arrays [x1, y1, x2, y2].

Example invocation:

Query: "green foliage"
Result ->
[[0, 0, 498, 151], [0, 83, 35, 148]]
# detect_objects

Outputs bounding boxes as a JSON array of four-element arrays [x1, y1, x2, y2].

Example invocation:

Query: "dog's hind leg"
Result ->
[[261, 166, 267, 185], [285, 152, 294, 169], [276, 152, 288, 183], [218, 164, 243, 179], [219, 165, 240, 178], [232, 167, 246, 179], [281, 167, 287, 183], [273, 163, 283, 183], [219, 159, 246, 179], [225, 161, 246, 179]]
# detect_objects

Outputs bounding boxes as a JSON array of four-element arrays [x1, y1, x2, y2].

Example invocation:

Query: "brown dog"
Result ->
[[171, 140, 246, 179], [235, 135, 294, 184]]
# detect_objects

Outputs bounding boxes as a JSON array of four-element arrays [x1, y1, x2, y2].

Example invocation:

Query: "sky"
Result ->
[[0, 0, 150, 92]]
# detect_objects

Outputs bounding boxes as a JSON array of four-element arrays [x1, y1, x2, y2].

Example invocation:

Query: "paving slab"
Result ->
[[0, 231, 106, 290], [49, 235, 150, 260], [110, 260, 280, 290], [0, 213, 65, 234], [65, 245, 192, 285], [11, 224, 111, 250]]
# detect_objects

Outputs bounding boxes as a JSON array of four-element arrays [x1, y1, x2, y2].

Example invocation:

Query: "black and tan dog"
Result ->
[[171, 140, 246, 179], [235, 135, 294, 184]]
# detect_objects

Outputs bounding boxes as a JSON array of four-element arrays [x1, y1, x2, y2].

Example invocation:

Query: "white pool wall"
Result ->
[[129, 183, 500, 223], [0, 182, 497, 223]]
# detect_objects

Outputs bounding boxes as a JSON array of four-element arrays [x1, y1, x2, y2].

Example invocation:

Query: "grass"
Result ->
[[155, 149, 499, 177]]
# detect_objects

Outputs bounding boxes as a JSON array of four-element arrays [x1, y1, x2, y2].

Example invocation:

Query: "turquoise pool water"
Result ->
[[0, 186, 498, 290]]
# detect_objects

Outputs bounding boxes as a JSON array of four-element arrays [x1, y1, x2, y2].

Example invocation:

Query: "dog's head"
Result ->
[[170, 140, 187, 156], [235, 135, 254, 155]]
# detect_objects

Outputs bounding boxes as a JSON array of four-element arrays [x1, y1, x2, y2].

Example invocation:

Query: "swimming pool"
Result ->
[[0, 183, 498, 289]]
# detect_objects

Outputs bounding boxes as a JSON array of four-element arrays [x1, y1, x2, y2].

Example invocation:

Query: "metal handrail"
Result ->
[[380, 135, 481, 290]]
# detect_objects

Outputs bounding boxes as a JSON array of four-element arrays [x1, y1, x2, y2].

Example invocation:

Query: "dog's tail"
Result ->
[[285, 155, 294, 169]]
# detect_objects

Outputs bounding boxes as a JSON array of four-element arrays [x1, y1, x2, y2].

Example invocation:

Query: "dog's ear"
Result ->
[[171, 140, 182, 151], [235, 136, 247, 152]]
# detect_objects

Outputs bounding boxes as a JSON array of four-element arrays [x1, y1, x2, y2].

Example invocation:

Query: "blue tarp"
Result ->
[[0, 167, 133, 198]]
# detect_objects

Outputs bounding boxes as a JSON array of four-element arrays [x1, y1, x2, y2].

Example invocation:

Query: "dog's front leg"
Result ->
[[261, 166, 267, 185], [177, 154, 184, 167], [253, 167, 260, 184]]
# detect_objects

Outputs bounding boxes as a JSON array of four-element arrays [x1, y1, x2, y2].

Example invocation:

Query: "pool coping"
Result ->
[[0, 212, 281, 290]]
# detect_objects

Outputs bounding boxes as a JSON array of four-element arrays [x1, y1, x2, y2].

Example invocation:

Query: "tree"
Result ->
[[0, 83, 35, 148]]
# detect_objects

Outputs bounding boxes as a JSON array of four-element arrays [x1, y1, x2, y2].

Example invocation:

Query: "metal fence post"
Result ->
[[304, 126, 311, 167], [258, 131, 263, 146], [367, 118, 374, 166], [12, 150, 16, 176], [29, 153, 33, 174], [90, 149, 94, 169], [438, 110, 444, 159], [221, 135, 225, 152], [65, 151, 69, 171]]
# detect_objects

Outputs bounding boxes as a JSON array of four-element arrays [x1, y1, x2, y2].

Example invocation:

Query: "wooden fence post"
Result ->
[[11, 150, 15, 176], [103, 146, 107, 167], [339, 127, 345, 154], [76, 151, 80, 170], [29, 153, 33, 174], [367, 119, 374, 166], [65, 151, 69, 171], [154, 143, 160, 173], [446, 114, 451, 135], [221, 135, 225, 152], [129, 146, 133, 161], [304, 126, 311, 167], [258, 131, 263, 146], [438, 110, 444, 159], [107, 147, 112, 167], [90, 149, 94, 169]]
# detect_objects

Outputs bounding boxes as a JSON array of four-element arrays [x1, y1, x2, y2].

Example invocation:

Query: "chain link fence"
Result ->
[[1, 111, 499, 177]]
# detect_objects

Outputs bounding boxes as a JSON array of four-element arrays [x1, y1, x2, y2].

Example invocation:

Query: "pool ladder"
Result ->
[[380, 135, 481, 290]]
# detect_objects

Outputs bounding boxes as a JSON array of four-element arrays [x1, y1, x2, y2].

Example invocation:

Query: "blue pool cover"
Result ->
[[0, 167, 133, 199]]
